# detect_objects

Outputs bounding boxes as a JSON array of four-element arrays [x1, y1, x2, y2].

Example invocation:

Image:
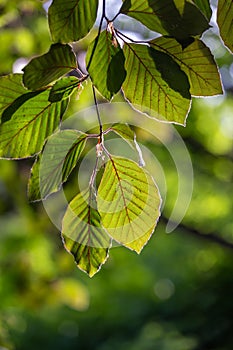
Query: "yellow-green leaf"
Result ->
[[150, 37, 223, 96], [97, 157, 161, 253], [28, 130, 87, 201], [0, 74, 68, 159], [62, 189, 111, 277], [217, 0, 233, 53], [122, 43, 191, 125], [48, 0, 98, 43]]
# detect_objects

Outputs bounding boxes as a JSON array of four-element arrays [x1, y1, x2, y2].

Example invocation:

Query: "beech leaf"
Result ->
[[217, 0, 233, 53], [28, 130, 87, 201], [150, 37, 223, 96], [0, 74, 68, 159], [49, 0, 99, 43], [97, 157, 161, 253], [23, 44, 77, 90], [62, 188, 111, 277], [122, 43, 191, 125], [86, 30, 126, 100]]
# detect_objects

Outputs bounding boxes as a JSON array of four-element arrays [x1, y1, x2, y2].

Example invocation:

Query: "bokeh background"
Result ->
[[0, 1, 233, 349]]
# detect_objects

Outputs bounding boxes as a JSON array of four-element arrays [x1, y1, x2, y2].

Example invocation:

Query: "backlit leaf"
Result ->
[[150, 37, 223, 96], [122, 43, 191, 125], [62, 188, 111, 277], [28, 130, 87, 201], [217, 0, 233, 53], [97, 157, 161, 253], [110, 123, 145, 166], [0, 74, 68, 159], [86, 30, 126, 100], [48, 0, 98, 43], [49, 76, 80, 102], [23, 44, 77, 90], [0, 74, 26, 118], [120, 0, 209, 45]]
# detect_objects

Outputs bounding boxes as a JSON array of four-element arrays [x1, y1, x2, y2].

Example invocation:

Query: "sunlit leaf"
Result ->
[[28, 130, 87, 201], [86, 30, 126, 100], [23, 44, 77, 90], [122, 43, 191, 125], [0, 74, 68, 159], [150, 37, 223, 96], [97, 157, 161, 253], [49, 0, 98, 43], [120, 0, 209, 45], [0, 74, 26, 118], [62, 188, 111, 277], [49, 76, 80, 102], [217, 0, 233, 53], [110, 123, 145, 166]]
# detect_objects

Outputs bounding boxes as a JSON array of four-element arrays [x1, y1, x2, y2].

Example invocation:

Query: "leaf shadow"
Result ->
[[1, 91, 44, 123], [107, 50, 127, 95], [148, 46, 191, 99]]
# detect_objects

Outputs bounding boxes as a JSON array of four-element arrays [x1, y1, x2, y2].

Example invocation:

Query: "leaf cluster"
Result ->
[[0, 0, 232, 276]]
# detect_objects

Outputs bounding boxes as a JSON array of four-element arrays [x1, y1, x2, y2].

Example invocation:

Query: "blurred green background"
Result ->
[[0, 1, 233, 349]]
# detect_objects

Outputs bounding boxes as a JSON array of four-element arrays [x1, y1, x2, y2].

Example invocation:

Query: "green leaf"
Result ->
[[86, 30, 126, 100], [0, 74, 68, 159], [48, 0, 99, 43], [49, 76, 80, 102], [62, 188, 111, 277], [122, 43, 191, 125], [28, 130, 87, 201], [0, 74, 27, 118], [217, 0, 233, 53], [97, 157, 161, 253], [150, 37, 223, 96], [23, 44, 77, 90], [110, 123, 145, 166], [193, 0, 212, 20], [120, 0, 209, 45]]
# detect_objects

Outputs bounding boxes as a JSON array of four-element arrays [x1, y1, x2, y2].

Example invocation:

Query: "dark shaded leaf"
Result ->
[[120, 0, 209, 45], [86, 30, 126, 100], [23, 44, 77, 90], [193, 0, 212, 20]]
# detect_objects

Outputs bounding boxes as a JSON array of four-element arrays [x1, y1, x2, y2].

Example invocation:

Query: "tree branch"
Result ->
[[161, 216, 233, 251]]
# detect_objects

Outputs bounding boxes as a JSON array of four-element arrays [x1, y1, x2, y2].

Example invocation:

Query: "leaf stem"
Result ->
[[92, 85, 103, 142], [89, 156, 99, 190], [102, 0, 106, 18], [115, 29, 150, 44]]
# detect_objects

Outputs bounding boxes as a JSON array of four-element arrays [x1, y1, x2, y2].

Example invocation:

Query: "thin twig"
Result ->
[[92, 85, 103, 142], [86, 0, 106, 71], [115, 28, 150, 44]]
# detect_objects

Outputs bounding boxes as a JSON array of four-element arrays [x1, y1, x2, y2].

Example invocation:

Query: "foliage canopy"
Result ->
[[0, 0, 232, 276]]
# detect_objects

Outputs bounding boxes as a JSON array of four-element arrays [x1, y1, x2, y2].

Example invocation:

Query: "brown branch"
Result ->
[[161, 216, 233, 251]]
